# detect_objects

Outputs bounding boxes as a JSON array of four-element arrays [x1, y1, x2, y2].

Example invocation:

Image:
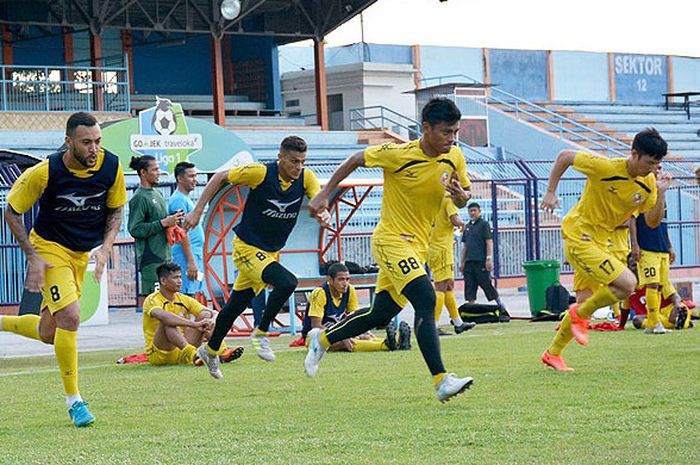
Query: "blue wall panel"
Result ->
[[613, 53, 667, 104], [419, 46, 483, 84], [673, 57, 700, 93], [12, 27, 64, 66], [231, 35, 281, 108], [552, 51, 609, 102], [489, 49, 548, 101], [133, 34, 212, 95]]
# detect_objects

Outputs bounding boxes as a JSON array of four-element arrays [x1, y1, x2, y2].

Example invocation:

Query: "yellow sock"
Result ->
[[548, 311, 574, 356], [1, 315, 41, 340], [179, 344, 197, 365], [254, 328, 269, 336], [445, 290, 460, 319], [577, 286, 618, 319], [433, 372, 447, 386], [645, 287, 661, 327], [434, 291, 445, 323], [206, 344, 223, 356], [352, 339, 388, 352], [54, 328, 79, 396], [320, 330, 331, 349]]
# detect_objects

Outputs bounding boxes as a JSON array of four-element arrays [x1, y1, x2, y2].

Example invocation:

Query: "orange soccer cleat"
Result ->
[[541, 350, 574, 372]]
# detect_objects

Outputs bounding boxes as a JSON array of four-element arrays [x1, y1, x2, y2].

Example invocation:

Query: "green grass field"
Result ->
[[1, 321, 698, 465]]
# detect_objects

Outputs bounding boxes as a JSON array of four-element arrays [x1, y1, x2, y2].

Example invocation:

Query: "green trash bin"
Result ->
[[522, 260, 560, 316]]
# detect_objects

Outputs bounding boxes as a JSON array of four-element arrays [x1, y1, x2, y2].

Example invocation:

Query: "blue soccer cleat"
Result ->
[[69, 400, 95, 427]]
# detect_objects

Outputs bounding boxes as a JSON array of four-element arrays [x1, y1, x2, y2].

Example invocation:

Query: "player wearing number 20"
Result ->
[[304, 98, 476, 403], [540, 128, 670, 372]]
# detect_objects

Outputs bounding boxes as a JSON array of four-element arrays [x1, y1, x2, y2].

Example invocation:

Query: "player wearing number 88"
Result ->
[[305, 98, 475, 402], [540, 128, 670, 372]]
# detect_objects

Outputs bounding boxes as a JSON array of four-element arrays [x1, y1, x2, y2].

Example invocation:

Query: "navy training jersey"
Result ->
[[34, 150, 119, 252], [234, 161, 305, 252], [636, 213, 670, 253]]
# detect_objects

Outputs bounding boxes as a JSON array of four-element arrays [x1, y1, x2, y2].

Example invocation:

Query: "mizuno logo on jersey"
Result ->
[[55, 191, 105, 212], [262, 197, 302, 219]]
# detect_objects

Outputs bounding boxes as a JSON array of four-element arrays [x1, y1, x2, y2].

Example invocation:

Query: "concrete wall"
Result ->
[[613, 53, 667, 104], [673, 57, 700, 93], [281, 62, 416, 129], [11, 27, 64, 66], [419, 45, 484, 84], [552, 51, 609, 102], [490, 49, 548, 101]]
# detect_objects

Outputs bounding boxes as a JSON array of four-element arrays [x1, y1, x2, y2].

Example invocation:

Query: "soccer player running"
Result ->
[[305, 98, 475, 402], [0, 112, 126, 426], [429, 197, 475, 335], [183, 136, 329, 378], [541, 128, 671, 372]]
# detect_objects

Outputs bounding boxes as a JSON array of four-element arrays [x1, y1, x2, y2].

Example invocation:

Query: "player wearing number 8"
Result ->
[[304, 98, 476, 402], [182, 136, 329, 374], [540, 128, 670, 372], [0, 112, 127, 426]]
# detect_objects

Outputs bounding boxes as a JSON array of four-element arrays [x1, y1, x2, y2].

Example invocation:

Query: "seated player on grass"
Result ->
[[629, 282, 693, 331], [143, 262, 243, 366], [300, 263, 411, 352]]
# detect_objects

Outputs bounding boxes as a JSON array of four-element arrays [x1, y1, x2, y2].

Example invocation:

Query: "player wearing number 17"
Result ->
[[305, 98, 475, 402], [0, 112, 127, 426], [540, 128, 671, 372]]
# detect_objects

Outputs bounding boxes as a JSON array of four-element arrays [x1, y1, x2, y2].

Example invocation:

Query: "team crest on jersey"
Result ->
[[440, 171, 450, 185], [632, 192, 643, 204]]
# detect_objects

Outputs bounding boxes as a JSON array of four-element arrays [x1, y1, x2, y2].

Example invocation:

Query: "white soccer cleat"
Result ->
[[197, 344, 223, 379], [644, 322, 672, 334], [304, 328, 327, 378], [251, 332, 277, 362], [435, 373, 474, 403]]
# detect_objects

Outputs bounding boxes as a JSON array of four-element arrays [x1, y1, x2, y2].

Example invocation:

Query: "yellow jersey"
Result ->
[[307, 284, 359, 319], [364, 140, 470, 251], [226, 162, 320, 198], [7, 149, 127, 215], [562, 152, 657, 245], [430, 197, 460, 251], [142, 291, 205, 349]]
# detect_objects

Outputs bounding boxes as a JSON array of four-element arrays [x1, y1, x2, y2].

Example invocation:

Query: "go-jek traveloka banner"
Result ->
[[102, 96, 254, 174]]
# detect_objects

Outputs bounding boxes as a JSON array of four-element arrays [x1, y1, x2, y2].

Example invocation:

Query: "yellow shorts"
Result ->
[[565, 238, 625, 293], [428, 247, 454, 282], [372, 234, 427, 307], [637, 250, 669, 287], [232, 236, 280, 294], [30, 230, 89, 315], [145, 342, 183, 366]]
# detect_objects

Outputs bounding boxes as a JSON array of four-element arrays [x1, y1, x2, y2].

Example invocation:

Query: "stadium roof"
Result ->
[[0, 0, 377, 44]]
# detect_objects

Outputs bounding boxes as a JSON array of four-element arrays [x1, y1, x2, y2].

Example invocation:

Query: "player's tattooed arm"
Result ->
[[5, 204, 51, 291]]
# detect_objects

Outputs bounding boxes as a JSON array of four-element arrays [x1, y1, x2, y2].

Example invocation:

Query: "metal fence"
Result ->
[[2, 160, 700, 305], [1, 61, 130, 113]]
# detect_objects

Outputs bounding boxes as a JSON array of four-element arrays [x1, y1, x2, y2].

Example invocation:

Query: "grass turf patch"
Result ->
[[0, 321, 698, 465]]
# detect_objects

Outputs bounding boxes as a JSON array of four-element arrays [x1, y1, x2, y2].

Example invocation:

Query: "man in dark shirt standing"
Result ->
[[460, 202, 509, 319]]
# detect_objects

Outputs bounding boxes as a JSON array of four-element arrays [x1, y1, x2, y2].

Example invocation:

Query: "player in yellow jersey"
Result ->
[[305, 98, 475, 402], [142, 262, 244, 366], [302, 263, 410, 352], [183, 136, 330, 378], [0, 112, 126, 426], [540, 128, 671, 371], [429, 197, 475, 335]]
